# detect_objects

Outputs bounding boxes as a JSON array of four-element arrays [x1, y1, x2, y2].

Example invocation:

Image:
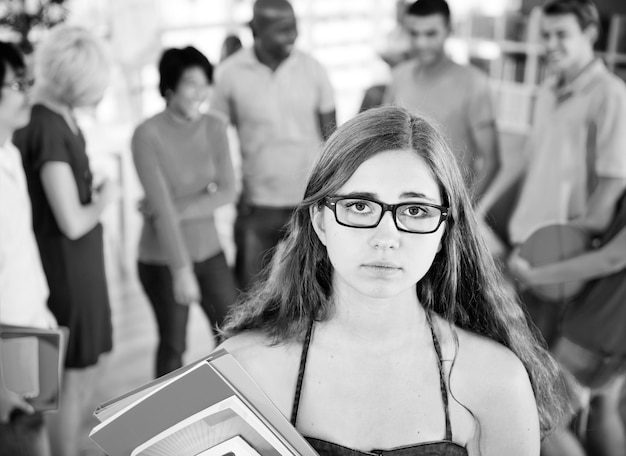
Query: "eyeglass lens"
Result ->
[[3, 79, 35, 92], [334, 198, 444, 233]]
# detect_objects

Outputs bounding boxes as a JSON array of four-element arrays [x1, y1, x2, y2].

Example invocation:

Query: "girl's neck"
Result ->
[[328, 285, 427, 347]]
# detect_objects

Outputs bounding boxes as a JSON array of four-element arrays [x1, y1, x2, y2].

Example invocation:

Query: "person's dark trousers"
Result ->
[[234, 203, 295, 292], [520, 289, 564, 350], [137, 252, 237, 378], [0, 411, 50, 456]]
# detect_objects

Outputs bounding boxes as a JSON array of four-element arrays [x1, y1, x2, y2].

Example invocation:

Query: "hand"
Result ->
[[507, 250, 535, 290], [568, 215, 607, 236], [567, 217, 591, 231], [137, 198, 155, 219], [91, 169, 110, 192], [172, 266, 201, 306], [0, 388, 34, 423], [95, 178, 120, 208], [44, 308, 58, 329]]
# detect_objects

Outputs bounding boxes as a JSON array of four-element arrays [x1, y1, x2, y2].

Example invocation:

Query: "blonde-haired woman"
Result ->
[[14, 25, 117, 456]]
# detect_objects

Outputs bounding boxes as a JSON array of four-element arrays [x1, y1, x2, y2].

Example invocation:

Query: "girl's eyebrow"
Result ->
[[337, 191, 378, 199], [400, 191, 439, 203], [338, 191, 439, 204]]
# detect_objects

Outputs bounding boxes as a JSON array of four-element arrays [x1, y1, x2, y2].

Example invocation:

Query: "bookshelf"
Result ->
[[451, 7, 626, 134]]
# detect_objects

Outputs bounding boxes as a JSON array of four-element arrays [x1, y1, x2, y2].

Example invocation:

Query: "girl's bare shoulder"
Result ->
[[441, 321, 532, 398], [430, 315, 534, 410], [434, 317, 540, 452], [429, 315, 525, 379], [216, 331, 302, 416]]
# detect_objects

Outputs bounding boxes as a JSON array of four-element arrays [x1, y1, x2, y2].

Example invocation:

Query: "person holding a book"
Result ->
[[13, 26, 117, 456], [507, 0, 626, 349], [0, 41, 56, 456], [219, 106, 570, 454]]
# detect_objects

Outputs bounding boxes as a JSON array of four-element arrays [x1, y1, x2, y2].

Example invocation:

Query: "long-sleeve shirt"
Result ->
[[0, 140, 54, 328], [131, 110, 236, 271]]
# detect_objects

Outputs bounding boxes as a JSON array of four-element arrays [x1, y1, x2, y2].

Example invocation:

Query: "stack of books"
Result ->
[[89, 349, 318, 456]]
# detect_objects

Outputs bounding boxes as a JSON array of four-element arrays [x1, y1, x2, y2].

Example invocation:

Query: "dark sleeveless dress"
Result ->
[[14, 104, 113, 368], [290, 315, 468, 456]]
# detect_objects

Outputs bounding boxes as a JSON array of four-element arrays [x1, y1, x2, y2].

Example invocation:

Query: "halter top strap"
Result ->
[[290, 313, 454, 442], [290, 320, 314, 426], [426, 312, 453, 441]]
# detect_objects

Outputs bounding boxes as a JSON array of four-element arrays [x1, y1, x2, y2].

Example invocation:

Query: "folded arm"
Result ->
[[173, 123, 237, 221], [570, 177, 626, 234], [509, 227, 626, 287]]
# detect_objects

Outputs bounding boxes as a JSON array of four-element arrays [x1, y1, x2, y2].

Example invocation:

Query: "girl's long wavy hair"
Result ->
[[223, 106, 570, 435]]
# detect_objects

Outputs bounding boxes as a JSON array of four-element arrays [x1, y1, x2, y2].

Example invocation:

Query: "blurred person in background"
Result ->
[[510, 190, 626, 456], [384, 0, 501, 205], [0, 40, 56, 456], [13, 26, 118, 456], [507, 0, 626, 350], [212, 0, 336, 292], [359, 0, 413, 113], [131, 46, 238, 378]]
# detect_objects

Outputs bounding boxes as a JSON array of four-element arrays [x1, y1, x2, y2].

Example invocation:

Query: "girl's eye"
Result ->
[[343, 199, 373, 213], [407, 206, 423, 216], [402, 205, 426, 217]]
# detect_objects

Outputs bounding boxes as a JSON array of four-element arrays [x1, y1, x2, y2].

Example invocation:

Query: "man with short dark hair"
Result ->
[[384, 0, 500, 202], [509, 0, 626, 248], [0, 41, 56, 456], [212, 0, 336, 291]]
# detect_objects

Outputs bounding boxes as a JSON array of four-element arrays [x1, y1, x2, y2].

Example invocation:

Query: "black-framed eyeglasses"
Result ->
[[323, 195, 449, 234], [2, 79, 35, 93]]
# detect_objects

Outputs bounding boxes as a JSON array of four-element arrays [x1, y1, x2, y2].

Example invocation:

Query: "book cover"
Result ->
[[131, 396, 288, 456], [89, 350, 318, 456], [0, 324, 68, 412]]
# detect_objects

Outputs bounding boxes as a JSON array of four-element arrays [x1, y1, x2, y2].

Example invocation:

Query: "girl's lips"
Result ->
[[362, 262, 402, 271], [361, 263, 402, 277]]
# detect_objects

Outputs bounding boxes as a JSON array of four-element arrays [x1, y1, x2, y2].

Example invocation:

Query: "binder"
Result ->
[[0, 324, 68, 412], [89, 349, 318, 456]]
